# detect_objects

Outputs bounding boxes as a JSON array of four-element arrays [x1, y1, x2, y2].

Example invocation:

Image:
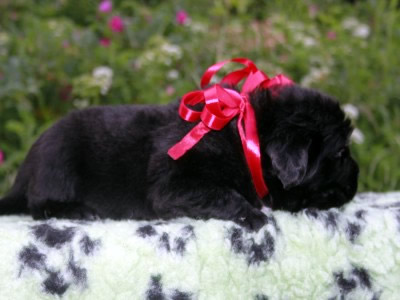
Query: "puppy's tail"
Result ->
[[0, 193, 28, 215], [0, 171, 29, 215]]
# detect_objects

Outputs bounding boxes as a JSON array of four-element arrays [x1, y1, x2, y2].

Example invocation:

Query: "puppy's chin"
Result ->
[[268, 189, 350, 212], [306, 185, 357, 211], [268, 178, 358, 212]]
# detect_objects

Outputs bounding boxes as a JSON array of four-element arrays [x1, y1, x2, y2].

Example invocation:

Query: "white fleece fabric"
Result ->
[[0, 192, 399, 300]]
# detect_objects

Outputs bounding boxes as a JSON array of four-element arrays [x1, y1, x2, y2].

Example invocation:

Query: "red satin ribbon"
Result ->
[[168, 58, 293, 199]]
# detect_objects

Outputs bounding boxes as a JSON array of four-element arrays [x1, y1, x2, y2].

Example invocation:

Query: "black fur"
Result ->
[[0, 85, 359, 230]]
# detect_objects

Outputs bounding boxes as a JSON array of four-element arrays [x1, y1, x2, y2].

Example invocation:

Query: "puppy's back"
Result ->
[[0, 103, 176, 218]]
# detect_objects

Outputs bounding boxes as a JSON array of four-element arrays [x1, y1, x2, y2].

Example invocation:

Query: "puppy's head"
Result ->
[[251, 85, 359, 212]]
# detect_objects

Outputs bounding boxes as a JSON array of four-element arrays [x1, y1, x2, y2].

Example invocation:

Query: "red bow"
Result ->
[[168, 58, 293, 199]]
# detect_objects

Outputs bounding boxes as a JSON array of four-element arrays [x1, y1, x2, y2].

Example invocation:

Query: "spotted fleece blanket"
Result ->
[[0, 192, 399, 300]]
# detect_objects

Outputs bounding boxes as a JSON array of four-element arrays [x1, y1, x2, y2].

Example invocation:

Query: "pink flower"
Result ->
[[62, 40, 70, 48], [10, 11, 18, 21], [165, 85, 175, 96], [100, 37, 111, 47], [308, 4, 318, 18], [0, 150, 4, 165], [327, 31, 337, 40], [109, 16, 124, 33], [98, 0, 112, 13], [176, 10, 189, 25]]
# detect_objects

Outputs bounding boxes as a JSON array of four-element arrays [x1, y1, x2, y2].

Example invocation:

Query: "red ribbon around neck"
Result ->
[[168, 58, 293, 199]]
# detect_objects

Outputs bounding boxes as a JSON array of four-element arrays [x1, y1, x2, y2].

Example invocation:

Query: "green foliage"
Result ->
[[0, 0, 399, 195]]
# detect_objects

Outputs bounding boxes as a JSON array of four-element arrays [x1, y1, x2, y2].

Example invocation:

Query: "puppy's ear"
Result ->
[[266, 138, 311, 189]]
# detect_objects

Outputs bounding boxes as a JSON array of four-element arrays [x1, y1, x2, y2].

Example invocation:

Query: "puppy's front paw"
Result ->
[[237, 209, 268, 232]]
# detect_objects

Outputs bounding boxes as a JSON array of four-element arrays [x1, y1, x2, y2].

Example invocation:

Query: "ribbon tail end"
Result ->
[[167, 148, 183, 160]]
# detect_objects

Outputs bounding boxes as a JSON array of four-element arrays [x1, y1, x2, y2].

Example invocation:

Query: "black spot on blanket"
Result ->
[[172, 226, 195, 255], [19, 224, 101, 297], [305, 208, 319, 219], [80, 235, 101, 255], [159, 233, 171, 252], [230, 227, 244, 253], [254, 294, 269, 300], [372, 292, 382, 300], [32, 224, 75, 248], [68, 257, 87, 286], [43, 270, 70, 296], [146, 274, 193, 300], [323, 211, 339, 230], [335, 272, 357, 295], [346, 222, 361, 243], [137, 225, 157, 238], [228, 227, 275, 265], [331, 267, 377, 299], [355, 210, 367, 220], [248, 232, 275, 265], [173, 238, 186, 255], [305, 209, 339, 230], [19, 244, 46, 271], [352, 267, 371, 289], [138, 224, 195, 256], [147, 275, 165, 300], [181, 225, 195, 238], [171, 289, 192, 300]]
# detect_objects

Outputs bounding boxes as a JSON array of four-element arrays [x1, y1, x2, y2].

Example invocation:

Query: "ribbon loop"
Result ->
[[168, 58, 293, 199], [200, 57, 257, 88]]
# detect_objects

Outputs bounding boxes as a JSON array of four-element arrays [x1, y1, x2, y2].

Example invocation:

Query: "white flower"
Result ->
[[351, 128, 365, 144], [303, 36, 317, 47], [342, 104, 359, 120], [0, 32, 10, 46], [47, 20, 65, 37], [161, 44, 182, 59], [294, 33, 318, 48], [342, 17, 359, 30], [288, 21, 305, 32], [144, 52, 155, 61], [190, 21, 207, 33], [342, 17, 370, 38], [167, 69, 179, 80], [164, 58, 172, 66], [73, 98, 90, 109], [353, 24, 370, 38], [300, 67, 330, 87], [92, 66, 113, 95], [93, 66, 113, 79]]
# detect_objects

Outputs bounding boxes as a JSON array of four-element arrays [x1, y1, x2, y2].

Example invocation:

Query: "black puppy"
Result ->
[[0, 85, 358, 230]]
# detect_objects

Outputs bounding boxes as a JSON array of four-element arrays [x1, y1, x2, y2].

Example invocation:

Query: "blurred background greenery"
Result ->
[[0, 0, 399, 195]]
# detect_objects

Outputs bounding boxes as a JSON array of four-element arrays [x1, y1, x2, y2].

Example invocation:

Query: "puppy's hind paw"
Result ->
[[35, 201, 99, 221]]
